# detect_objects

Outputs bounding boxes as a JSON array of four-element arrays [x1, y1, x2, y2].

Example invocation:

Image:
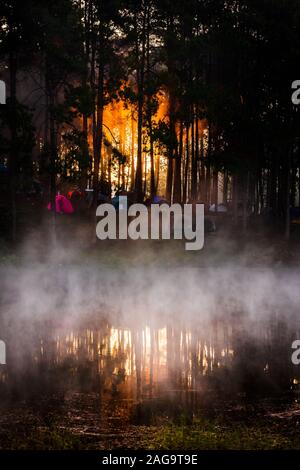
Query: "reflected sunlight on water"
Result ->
[[40, 323, 236, 397]]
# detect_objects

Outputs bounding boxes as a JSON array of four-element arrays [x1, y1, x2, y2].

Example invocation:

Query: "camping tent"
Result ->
[[47, 195, 74, 214], [152, 195, 168, 205], [209, 203, 228, 213]]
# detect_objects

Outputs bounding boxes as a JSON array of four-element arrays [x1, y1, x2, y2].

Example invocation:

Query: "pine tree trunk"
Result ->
[[183, 124, 189, 203], [285, 146, 291, 240], [92, 63, 104, 205], [8, 50, 17, 242], [173, 119, 183, 203]]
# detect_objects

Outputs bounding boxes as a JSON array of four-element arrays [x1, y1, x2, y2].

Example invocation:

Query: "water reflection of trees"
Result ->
[[1, 313, 299, 402], [35, 319, 300, 398]]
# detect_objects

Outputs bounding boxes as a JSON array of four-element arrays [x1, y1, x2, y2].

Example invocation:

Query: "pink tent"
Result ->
[[47, 194, 74, 214]]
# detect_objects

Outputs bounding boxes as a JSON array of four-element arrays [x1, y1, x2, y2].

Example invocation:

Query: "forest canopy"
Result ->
[[0, 0, 300, 239]]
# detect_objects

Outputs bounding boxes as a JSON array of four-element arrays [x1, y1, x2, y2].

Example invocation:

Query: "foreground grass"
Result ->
[[4, 429, 84, 450], [146, 418, 300, 450], [5, 417, 300, 450]]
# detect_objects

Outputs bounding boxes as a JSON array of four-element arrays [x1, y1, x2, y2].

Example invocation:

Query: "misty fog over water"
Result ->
[[1, 259, 300, 400]]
